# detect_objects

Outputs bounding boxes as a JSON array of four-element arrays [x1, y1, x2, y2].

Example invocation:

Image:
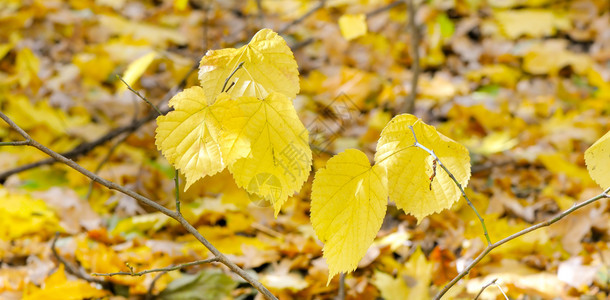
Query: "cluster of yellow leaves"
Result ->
[[311, 114, 471, 281], [155, 29, 312, 215]]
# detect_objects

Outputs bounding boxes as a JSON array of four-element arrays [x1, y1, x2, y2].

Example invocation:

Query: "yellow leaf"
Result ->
[[403, 247, 433, 300], [373, 271, 410, 300], [174, 0, 188, 10], [119, 51, 156, 91], [375, 114, 471, 222], [23, 265, 108, 300], [0, 188, 61, 240], [310, 149, 388, 283], [338, 14, 367, 41], [198, 28, 299, 99], [495, 9, 570, 39], [225, 92, 312, 215], [585, 130, 610, 189], [155, 87, 249, 190], [16, 47, 40, 88], [539, 153, 594, 185]]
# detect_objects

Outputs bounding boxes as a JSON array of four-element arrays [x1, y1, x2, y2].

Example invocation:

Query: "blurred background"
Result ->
[[1, 0, 610, 299]]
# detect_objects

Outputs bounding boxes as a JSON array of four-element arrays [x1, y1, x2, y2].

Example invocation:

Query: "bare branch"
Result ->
[[0, 140, 29, 146], [474, 278, 497, 300], [435, 187, 610, 299], [279, 0, 326, 34], [146, 267, 170, 300], [51, 233, 110, 288], [336, 273, 346, 300], [92, 257, 220, 277], [118, 75, 163, 115], [85, 133, 129, 200], [0, 112, 278, 300]]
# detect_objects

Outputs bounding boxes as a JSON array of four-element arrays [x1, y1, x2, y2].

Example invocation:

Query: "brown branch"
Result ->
[[336, 273, 346, 300], [146, 267, 170, 300], [402, 0, 419, 114], [435, 187, 610, 299], [0, 59, 199, 183], [473, 278, 497, 300], [0, 112, 278, 300], [51, 233, 111, 289], [118, 75, 163, 115], [93, 257, 220, 277], [0, 140, 29, 146], [278, 0, 326, 34], [85, 133, 130, 200]]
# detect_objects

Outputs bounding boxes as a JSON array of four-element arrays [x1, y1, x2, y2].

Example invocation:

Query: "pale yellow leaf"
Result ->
[[585, 130, 610, 189], [373, 271, 410, 300], [375, 114, 471, 222], [198, 28, 299, 99], [120, 51, 156, 91], [338, 14, 367, 41], [16, 47, 39, 88], [310, 149, 388, 283], [23, 265, 109, 300], [495, 9, 570, 39], [155, 87, 249, 190], [403, 247, 433, 300], [224, 92, 312, 215]]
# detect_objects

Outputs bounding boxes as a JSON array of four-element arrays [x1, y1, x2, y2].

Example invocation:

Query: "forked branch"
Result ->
[[0, 111, 278, 300]]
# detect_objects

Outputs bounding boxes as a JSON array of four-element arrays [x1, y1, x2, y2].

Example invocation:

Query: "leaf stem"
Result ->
[[221, 61, 245, 93], [174, 169, 181, 214], [408, 126, 492, 246]]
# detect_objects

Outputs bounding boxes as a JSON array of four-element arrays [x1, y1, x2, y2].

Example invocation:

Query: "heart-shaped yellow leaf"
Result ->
[[375, 114, 471, 222], [311, 149, 388, 283], [155, 87, 249, 190]]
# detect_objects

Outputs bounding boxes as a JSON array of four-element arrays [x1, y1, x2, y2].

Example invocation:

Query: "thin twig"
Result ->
[[494, 281, 509, 300], [118, 75, 163, 115], [0, 60, 199, 183], [174, 169, 181, 214], [221, 62, 245, 93], [408, 126, 492, 246], [278, 0, 326, 34], [474, 278, 497, 300], [51, 233, 110, 288], [336, 273, 346, 300], [435, 186, 610, 299], [93, 258, 220, 277], [402, 0, 419, 114], [86, 133, 130, 200], [146, 267, 171, 300], [0, 140, 29, 146], [0, 112, 278, 300], [365, 0, 405, 18]]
